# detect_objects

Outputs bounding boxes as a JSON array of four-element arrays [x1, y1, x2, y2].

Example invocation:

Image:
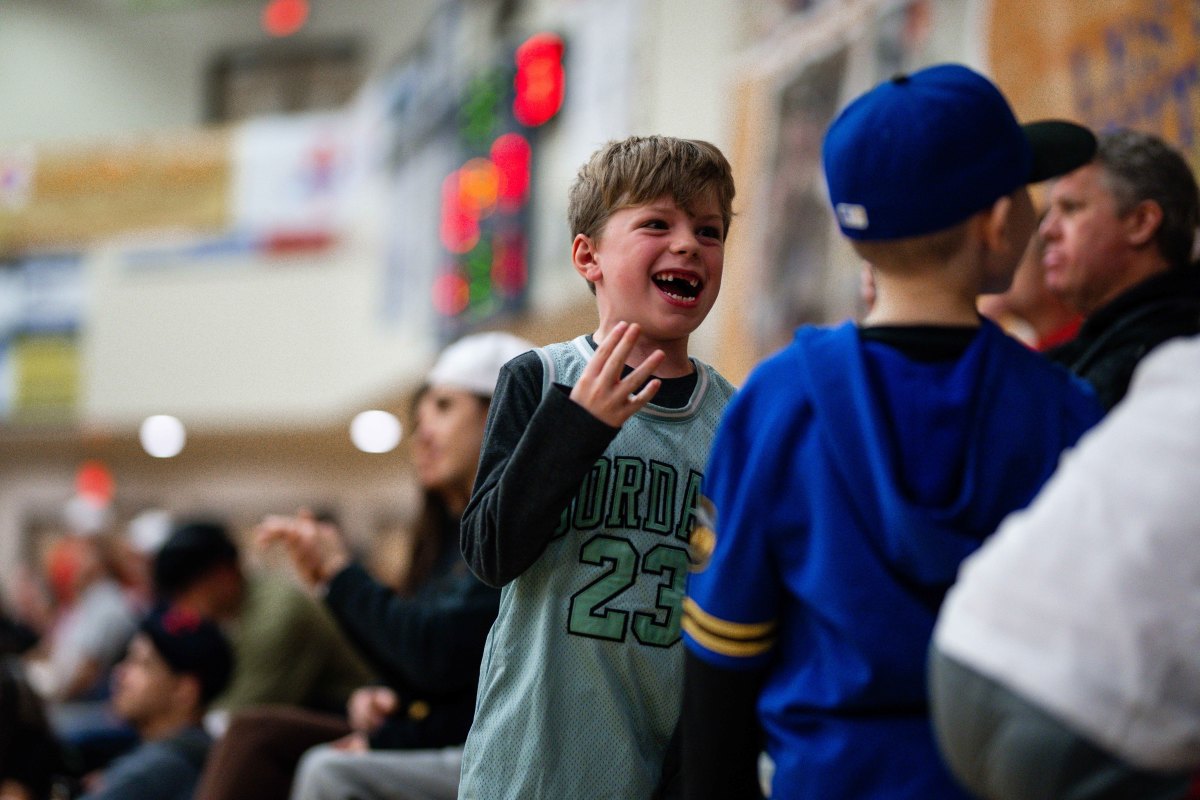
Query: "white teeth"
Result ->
[[655, 273, 700, 287]]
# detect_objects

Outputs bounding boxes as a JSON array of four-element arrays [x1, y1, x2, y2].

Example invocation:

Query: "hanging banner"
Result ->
[[0, 130, 230, 256], [230, 112, 356, 236]]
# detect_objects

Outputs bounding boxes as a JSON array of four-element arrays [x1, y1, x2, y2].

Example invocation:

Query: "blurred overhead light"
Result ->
[[350, 410, 402, 454], [140, 415, 186, 458]]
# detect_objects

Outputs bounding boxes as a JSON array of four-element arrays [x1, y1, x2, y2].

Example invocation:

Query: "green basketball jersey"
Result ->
[[458, 336, 735, 799]]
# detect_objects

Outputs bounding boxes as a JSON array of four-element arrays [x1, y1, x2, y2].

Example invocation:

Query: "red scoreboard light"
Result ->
[[440, 170, 481, 254], [513, 33, 565, 127], [490, 133, 532, 211], [432, 271, 471, 317]]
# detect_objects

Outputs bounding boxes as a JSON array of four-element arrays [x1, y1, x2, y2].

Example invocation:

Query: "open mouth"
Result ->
[[652, 271, 703, 303]]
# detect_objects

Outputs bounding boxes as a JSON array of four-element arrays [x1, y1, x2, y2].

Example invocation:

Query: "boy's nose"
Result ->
[[671, 231, 699, 254]]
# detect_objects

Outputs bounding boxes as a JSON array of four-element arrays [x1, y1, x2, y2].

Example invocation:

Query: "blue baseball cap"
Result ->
[[822, 63, 1096, 241]]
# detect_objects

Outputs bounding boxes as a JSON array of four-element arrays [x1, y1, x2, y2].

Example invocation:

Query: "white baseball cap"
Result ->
[[427, 331, 534, 397]]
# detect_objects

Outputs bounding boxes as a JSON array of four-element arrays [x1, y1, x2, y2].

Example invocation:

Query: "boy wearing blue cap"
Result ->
[[680, 64, 1104, 799]]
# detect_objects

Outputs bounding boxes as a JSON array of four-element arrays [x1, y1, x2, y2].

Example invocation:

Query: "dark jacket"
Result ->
[[322, 516, 500, 750], [1047, 266, 1200, 410]]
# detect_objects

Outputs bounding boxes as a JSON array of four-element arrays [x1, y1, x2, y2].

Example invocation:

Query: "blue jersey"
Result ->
[[684, 320, 1101, 799]]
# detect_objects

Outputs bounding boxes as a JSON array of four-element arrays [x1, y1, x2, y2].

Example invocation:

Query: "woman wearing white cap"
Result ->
[[194, 331, 534, 800]]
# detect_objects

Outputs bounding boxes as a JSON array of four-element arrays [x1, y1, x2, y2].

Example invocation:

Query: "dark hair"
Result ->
[[0, 658, 71, 799], [1096, 129, 1200, 269], [152, 520, 239, 599]]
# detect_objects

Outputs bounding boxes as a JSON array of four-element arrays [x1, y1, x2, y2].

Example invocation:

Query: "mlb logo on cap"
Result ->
[[821, 63, 1096, 241], [836, 203, 869, 231]]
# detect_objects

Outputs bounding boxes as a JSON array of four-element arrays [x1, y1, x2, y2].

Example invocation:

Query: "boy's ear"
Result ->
[[981, 194, 1020, 256], [572, 233, 603, 285]]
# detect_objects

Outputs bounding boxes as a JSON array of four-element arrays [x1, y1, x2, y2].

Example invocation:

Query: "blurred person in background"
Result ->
[[110, 509, 174, 615], [978, 218, 1081, 351], [193, 331, 530, 800], [1040, 128, 1200, 409], [0, 657, 74, 800], [151, 519, 376, 723], [79, 605, 233, 800], [24, 533, 140, 775], [25, 534, 136, 706]]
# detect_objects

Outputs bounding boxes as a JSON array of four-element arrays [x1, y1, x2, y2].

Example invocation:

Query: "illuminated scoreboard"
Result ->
[[433, 32, 565, 334]]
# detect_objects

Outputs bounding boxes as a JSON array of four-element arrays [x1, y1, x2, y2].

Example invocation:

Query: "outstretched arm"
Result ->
[[256, 513, 497, 693]]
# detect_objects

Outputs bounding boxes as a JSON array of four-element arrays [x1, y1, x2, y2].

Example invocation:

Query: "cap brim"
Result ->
[[1023, 120, 1097, 183]]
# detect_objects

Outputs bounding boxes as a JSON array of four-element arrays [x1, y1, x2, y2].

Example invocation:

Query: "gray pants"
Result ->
[[929, 647, 1190, 800], [289, 744, 463, 800]]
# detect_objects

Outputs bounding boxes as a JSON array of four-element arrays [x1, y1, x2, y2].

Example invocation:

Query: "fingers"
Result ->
[[628, 377, 662, 412], [569, 322, 667, 428], [622, 346, 665, 390], [370, 687, 398, 715], [254, 514, 330, 587], [332, 732, 369, 752], [599, 321, 638, 383], [254, 515, 298, 550], [349, 687, 396, 734]]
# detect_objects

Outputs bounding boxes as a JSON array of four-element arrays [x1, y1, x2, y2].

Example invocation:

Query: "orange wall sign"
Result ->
[[0, 129, 231, 256], [989, 0, 1200, 168]]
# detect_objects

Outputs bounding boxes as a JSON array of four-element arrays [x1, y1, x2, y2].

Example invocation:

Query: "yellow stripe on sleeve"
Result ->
[[681, 617, 776, 659], [682, 597, 777, 659]]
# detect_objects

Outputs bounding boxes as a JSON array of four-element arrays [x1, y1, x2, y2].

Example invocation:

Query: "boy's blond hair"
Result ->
[[849, 219, 970, 272], [568, 136, 736, 243]]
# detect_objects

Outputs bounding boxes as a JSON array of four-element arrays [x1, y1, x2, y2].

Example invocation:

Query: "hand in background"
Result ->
[[569, 321, 663, 427], [347, 685, 398, 735], [329, 732, 370, 752], [255, 509, 350, 588]]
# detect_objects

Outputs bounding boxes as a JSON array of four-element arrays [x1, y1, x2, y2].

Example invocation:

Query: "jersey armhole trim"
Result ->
[[535, 347, 555, 399]]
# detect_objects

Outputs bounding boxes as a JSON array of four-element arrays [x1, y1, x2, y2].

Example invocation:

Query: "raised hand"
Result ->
[[255, 509, 350, 588], [569, 321, 664, 427]]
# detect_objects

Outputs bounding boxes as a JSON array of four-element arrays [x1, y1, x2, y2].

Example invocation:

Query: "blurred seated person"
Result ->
[[26, 534, 137, 705], [0, 657, 74, 800], [978, 223, 1081, 351], [111, 509, 174, 615], [152, 519, 375, 726], [194, 331, 530, 800], [79, 605, 232, 800], [23, 534, 139, 773]]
